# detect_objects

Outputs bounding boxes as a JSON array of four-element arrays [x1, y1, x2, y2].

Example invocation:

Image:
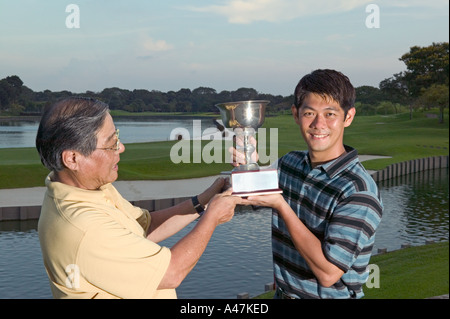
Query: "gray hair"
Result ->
[[36, 97, 110, 172]]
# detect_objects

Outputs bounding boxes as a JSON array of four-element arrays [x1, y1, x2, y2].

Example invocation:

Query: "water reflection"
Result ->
[[0, 168, 448, 299], [0, 118, 210, 148], [0, 121, 39, 149], [115, 119, 204, 143], [0, 220, 50, 299], [375, 168, 449, 250], [160, 207, 273, 299]]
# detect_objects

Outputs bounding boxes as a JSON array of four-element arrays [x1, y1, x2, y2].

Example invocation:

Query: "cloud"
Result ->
[[186, 0, 374, 24], [186, 0, 448, 24], [135, 34, 174, 59], [141, 37, 173, 52], [387, 0, 448, 8]]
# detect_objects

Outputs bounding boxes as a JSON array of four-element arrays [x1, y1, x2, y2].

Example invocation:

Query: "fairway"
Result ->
[[0, 111, 448, 189]]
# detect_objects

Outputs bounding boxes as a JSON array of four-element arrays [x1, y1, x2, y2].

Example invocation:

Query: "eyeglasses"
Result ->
[[97, 129, 120, 151]]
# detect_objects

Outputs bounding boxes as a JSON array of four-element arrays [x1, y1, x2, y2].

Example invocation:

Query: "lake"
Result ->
[[0, 168, 448, 299], [0, 117, 216, 149]]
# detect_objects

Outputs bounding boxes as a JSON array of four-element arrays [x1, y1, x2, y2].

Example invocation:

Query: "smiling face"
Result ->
[[292, 93, 355, 166]]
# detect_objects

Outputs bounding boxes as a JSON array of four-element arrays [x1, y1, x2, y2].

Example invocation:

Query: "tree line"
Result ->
[[1, 42, 448, 121]]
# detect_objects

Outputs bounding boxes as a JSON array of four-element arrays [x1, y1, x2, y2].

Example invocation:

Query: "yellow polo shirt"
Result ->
[[38, 173, 175, 299]]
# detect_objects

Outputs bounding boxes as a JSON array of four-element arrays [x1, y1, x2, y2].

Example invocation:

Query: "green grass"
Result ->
[[0, 110, 448, 189], [363, 242, 449, 299], [266, 111, 449, 170], [254, 241, 449, 299], [344, 112, 449, 170], [118, 140, 231, 180]]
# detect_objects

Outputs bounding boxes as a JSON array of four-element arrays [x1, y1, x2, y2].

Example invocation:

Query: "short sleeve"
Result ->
[[322, 192, 382, 272], [135, 208, 151, 233]]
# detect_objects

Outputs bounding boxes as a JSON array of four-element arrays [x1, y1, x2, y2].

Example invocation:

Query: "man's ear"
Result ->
[[291, 104, 300, 124], [61, 150, 80, 170], [344, 107, 356, 128]]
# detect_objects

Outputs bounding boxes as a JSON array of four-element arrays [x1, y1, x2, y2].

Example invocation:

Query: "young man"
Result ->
[[237, 69, 383, 298]]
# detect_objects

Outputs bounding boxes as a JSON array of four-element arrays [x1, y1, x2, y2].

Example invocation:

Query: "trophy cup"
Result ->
[[216, 100, 282, 197]]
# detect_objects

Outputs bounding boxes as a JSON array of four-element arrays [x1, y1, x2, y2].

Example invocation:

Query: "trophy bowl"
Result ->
[[215, 100, 269, 129], [216, 100, 269, 171]]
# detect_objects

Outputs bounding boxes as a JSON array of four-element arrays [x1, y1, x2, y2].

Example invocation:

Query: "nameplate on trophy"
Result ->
[[231, 169, 282, 197]]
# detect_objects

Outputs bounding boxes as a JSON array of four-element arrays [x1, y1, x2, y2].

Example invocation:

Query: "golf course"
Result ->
[[0, 109, 448, 299], [0, 109, 448, 189]]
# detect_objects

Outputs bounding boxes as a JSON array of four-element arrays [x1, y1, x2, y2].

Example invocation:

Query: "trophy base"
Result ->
[[232, 163, 260, 171], [230, 169, 282, 197]]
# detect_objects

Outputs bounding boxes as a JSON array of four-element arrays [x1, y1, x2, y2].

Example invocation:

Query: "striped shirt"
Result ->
[[273, 146, 383, 299]]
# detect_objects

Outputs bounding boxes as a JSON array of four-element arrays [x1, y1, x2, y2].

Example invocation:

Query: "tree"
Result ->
[[192, 87, 217, 112], [399, 42, 449, 97], [379, 72, 411, 105], [175, 88, 193, 111], [376, 101, 401, 115], [4, 75, 23, 98], [418, 84, 449, 124], [231, 88, 258, 101], [0, 75, 24, 110], [0, 84, 8, 110], [356, 86, 383, 105], [99, 87, 131, 110]]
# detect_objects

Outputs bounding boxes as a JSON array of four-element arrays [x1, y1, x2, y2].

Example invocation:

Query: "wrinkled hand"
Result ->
[[228, 135, 259, 168], [204, 188, 243, 225], [198, 177, 230, 206]]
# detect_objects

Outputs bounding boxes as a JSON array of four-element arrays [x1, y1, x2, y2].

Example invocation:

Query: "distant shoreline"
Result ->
[[0, 116, 41, 122], [0, 114, 216, 123]]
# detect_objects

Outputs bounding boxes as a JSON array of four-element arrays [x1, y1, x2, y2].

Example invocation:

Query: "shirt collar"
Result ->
[[309, 145, 359, 178], [45, 172, 115, 204]]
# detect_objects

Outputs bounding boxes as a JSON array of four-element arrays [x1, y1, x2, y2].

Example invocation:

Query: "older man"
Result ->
[[36, 97, 242, 299]]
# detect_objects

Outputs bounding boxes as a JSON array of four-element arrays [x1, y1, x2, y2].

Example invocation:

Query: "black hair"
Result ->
[[294, 69, 356, 116]]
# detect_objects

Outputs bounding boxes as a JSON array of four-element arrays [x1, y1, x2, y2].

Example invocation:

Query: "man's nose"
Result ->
[[310, 114, 326, 128], [119, 142, 125, 153]]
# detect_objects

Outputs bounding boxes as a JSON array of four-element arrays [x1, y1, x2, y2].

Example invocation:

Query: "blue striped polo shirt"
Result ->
[[273, 146, 383, 299]]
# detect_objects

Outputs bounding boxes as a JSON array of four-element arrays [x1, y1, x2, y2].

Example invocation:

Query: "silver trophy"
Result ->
[[216, 100, 282, 196], [216, 100, 267, 171]]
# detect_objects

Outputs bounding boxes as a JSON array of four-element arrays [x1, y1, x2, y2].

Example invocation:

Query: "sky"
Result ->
[[0, 0, 448, 97]]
